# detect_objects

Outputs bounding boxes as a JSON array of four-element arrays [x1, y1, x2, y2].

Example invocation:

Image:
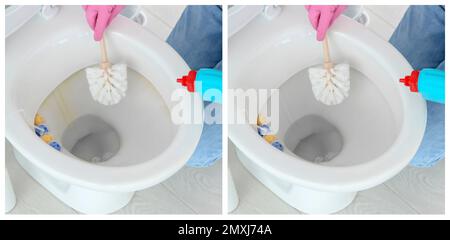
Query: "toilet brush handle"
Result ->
[[323, 35, 333, 70], [100, 38, 110, 69]]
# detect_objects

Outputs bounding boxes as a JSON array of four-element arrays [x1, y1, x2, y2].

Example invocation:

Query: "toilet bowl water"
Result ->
[[285, 115, 343, 164], [62, 115, 121, 163], [38, 67, 177, 167]]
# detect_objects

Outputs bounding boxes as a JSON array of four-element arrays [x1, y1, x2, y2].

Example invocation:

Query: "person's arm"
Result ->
[[82, 5, 125, 41], [305, 5, 346, 41]]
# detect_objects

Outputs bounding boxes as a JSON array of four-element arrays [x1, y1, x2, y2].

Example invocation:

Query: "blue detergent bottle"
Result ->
[[177, 69, 222, 104], [400, 68, 445, 104]]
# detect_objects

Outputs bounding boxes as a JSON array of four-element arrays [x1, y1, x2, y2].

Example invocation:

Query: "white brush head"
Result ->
[[86, 64, 128, 106], [309, 63, 350, 106]]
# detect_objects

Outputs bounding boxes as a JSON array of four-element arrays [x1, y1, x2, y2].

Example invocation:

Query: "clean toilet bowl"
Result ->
[[229, 6, 426, 214], [6, 6, 203, 214]]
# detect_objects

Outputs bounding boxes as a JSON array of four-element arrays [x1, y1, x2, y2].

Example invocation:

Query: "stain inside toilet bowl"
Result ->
[[260, 65, 399, 167], [36, 67, 177, 166]]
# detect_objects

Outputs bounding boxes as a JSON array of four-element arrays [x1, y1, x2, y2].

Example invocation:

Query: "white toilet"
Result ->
[[228, 6, 427, 214], [6, 6, 203, 214]]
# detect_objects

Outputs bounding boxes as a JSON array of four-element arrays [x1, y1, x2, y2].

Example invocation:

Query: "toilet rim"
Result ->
[[229, 11, 427, 193], [6, 8, 204, 192]]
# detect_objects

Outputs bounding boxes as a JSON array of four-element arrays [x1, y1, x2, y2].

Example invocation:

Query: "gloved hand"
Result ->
[[82, 5, 125, 41], [305, 5, 347, 41]]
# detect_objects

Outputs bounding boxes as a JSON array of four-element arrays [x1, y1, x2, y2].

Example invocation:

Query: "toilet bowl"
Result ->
[[229, 6, 426, 214], [6, 6, 203, 214]]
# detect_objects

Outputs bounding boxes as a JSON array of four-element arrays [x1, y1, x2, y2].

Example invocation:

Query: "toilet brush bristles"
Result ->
[[309, 63, 350, 105], [308, 36, 350, 106], [86, 63, 127, 106], [86, 38, 127, 106]]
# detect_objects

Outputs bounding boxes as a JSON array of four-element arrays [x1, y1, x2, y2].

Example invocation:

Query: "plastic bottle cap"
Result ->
[[400, 70, 420, 92], [176, 70, 197, 92]]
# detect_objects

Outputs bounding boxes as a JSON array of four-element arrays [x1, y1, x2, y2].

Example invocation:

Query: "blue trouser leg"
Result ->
[[167, 6, 222, 168], [389, 5, 445, 168], [167, 6, 222, 70]]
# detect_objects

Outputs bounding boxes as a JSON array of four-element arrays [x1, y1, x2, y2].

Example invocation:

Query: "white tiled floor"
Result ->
[[6, 140, 222, 214], [229, 141, 445, 214]]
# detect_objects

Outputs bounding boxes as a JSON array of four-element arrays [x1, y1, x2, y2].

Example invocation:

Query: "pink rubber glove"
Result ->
[[305, 5, 347, 41], [82, 5, 125, 41]]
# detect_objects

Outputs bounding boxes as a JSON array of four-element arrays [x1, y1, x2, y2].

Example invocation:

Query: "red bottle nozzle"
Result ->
[[176, 70, 197, 92], [400, 70, 420, 92]]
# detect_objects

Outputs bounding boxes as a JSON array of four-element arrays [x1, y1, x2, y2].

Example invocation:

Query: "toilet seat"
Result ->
[[6, 6, 203, 193], [229, 6, 426, 193]]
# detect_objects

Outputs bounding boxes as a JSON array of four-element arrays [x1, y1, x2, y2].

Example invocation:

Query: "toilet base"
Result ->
[[235, 148, 356, 214], [13, 149, 134, 214]]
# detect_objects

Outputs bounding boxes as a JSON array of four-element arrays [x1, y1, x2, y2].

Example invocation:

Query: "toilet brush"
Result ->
[[86, 38, 127, 106], [308, 35, 350, 105]]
